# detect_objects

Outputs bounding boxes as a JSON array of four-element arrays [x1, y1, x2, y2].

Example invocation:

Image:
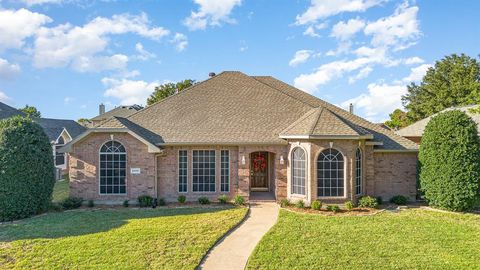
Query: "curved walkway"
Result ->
[[199, 201, 279, 270]]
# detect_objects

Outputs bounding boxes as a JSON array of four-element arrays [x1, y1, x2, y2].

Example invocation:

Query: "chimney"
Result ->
[[99, 103, 105, 115], [349, 103, 354, 114], [208, 72, 216, 78]]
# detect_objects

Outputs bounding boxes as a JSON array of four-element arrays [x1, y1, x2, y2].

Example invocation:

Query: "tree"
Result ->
[[20, 105, 41, 118], [384, 109, 411, 130], [147, 79, 195, 106], [0, 116, 55, 221], [418, 110, 480, 211], [402, 53, 480, 122], [77, 118, 91, 127]]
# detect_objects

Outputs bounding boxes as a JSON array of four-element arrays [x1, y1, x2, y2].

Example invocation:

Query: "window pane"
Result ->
[[193, 150, 216, 192], [178, 150, 188, 193], [291, 148, 306, 195], [317, 148, 345, 197], [221, 150, 230, 192], [99, 141, 126, 195]]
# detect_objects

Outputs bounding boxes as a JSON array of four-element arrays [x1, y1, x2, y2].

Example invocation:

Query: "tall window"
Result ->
[[193, 150, 216, 192], [55, 136, 65, 166], [99, 141, 126, 195], [291, 147, 306, 195], [221, 150, 230, 192], [178, 150, 188, 193], [355, 148, 362, 195], [317, 148, 344, 197]]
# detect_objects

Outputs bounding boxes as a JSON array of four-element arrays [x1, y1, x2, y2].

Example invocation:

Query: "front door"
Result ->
[[250, 152, 269, 191]]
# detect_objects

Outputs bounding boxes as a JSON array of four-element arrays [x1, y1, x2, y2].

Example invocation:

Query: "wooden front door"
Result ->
[[250, 152, 269, 191]]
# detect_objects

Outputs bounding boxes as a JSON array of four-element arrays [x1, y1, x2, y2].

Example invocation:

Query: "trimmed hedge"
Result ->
[[0, 116, 55, 221], [418, 110, 480, 211]]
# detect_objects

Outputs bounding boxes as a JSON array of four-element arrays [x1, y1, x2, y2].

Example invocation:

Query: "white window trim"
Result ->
[[192, 149, 216, 193], [178, 150, 188, 193], [98, 140, 127, 196], [316, 148, 347, 199], [355, 148, 362, 196], [220, 150, 230, 192], [291, 147, 307, 196]]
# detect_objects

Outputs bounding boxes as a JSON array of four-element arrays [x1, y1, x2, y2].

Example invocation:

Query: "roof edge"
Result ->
[[279, 134, 374, 140]]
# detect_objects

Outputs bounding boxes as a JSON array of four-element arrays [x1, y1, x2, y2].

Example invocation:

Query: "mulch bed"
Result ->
[[281, 205, 382, 216]]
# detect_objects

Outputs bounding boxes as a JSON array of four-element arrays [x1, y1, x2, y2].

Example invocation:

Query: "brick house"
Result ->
[[62, 71, 418, 205]]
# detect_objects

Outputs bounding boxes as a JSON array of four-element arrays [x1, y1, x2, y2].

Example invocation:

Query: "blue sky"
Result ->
[[0, 0, 478, 122]]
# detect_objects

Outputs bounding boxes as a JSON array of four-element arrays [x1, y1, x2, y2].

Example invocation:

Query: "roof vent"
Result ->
[[349, 103, 354, 114], [208, 72, 216, 77]]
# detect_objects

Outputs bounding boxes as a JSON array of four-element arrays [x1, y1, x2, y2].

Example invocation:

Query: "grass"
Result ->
[[51, 178, 69, 203], [0, 206, 247, 269], [247, 209, 480, 270]]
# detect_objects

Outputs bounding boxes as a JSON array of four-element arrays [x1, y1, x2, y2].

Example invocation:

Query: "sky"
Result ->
[[0, 0, 478, 122]]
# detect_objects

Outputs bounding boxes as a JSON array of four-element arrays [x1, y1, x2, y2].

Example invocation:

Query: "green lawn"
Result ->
[[51, 178, 69, 203], [0, 207, 247, 269], [247, 209, 480, 270]]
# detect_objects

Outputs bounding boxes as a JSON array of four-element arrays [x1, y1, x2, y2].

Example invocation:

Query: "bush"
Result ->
[[0, 116, 55, 221], [345, 201, 354, 211], [419, 110, 480, 211], [198, 197, 210, 205], [311, 200, 322, 210], [87, 200, 94, 208], [234, 195, 245, 205], [295, 200, 305, 209], [61, 197, 83, 210], [390, 195, 408, 205], [358, 196, 378, 208], [177, 195, 186, 204], [280, 198, 290, 207], [326, 205, 340, 213], [157, 198, 166, 206], [376, 196, 383, 205], [138, 195, 153, 207], [218, 194, 228, 204], [123, 200, 129, 207]]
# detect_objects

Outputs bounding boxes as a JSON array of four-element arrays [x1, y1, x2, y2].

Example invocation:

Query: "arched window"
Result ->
[[355, 148, 362, 195], [317, 148, 344, 197], [291, 147, 306, 195], [55, 136, 66, 166], [99, 141, 126, 195]]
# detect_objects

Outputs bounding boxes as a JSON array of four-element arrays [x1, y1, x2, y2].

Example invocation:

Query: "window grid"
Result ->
[[355, 148, 362, 195], [99, 141, 126, 195], [192, 150, 216, 192], [178, 150, 188, 193], [221, 150, 230, 192], [291, 148, 306, 195], [317, 148, 344, 197], [55, 145, 65, 166]]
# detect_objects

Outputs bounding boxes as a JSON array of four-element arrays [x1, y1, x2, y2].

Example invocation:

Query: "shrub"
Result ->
[[358, 196, 378, 208], [177, 195, 186, 203], [138, 195, 153, 207], [87, 200, 94, 208], [234, 195, 245, 205], [390, 195, 408, 205], [0, 116, 55, 221], [218, 194, 228, 204], [61, 197, 83, 210], [123, 200, 129, 207], [280, 198, 290, 207], [326, 205, 340, 213], [419, 110, 480, 211], [198, 197, 210, 205], [48, 202, 63, 212], [295, 200, 305, 209], [157, 198, 166, 206], [376, 196, 383, 205], [345, 201, 354, 211], [311, 200, 322, 210]]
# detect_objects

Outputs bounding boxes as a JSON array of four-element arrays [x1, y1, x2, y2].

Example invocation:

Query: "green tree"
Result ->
[[77, 118, 91, 126], [147, 79, 195, 106], [418, 110, 480, 211], [384, 109, 411, 130], [402, 53, 480, 122], [0, 116, 55, 221], [20, 105, 41, 118]]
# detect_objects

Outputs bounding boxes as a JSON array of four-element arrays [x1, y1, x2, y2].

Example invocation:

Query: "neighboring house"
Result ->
[[0, 102, 25, 119], [62, 71, 418, 204], [90, 104, 143, 126], [396, 105, 480, 144]]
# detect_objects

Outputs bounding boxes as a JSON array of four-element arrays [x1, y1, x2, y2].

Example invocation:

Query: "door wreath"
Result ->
[[253, 154, 267, 172]]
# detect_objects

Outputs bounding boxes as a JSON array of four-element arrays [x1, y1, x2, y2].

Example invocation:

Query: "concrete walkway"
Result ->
[[199, 201, 279, 270]]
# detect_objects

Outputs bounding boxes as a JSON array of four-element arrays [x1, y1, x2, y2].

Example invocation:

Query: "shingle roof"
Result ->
[[34, 118, 86, 142], [0, 102, 25, 119], [107, 117, 164, 146], [91, 105, 143, 121], [396, 105, 480, 137], [98, 71, 418, 150]]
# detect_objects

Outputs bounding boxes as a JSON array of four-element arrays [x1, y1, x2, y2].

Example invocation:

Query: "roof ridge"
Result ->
[[279, 107, 319, 135], [251, 76, 317, 108], [310, 107, 323, 134]]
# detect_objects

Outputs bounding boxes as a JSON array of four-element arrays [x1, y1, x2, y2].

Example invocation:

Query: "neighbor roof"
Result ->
[[0, 102, 25, 119], [396, 105, 480, 137], [96, 71, 417, 151], [34, 118, 87, 142], [91, 105, 143, 121]]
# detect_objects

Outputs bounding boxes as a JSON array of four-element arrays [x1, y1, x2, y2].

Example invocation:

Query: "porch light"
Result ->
[[241, 155, 246, 165], [280, 155, 284, 165]]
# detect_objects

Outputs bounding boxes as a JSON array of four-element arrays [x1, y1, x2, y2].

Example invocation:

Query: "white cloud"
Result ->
[[71, 54, 128, 72], [331, 18, 365, 41], [64, 96, 73, 105], [296, 0, 384, 25], [401, 63, 431, 83], [302, 23, 327, 38], [325, 41, 352, 56], [20, 0, 63, 6], [0, 58, 21, 80], [404, 56, 424, 65], [133, 42, 156, 61], [0, 8, 52, 51], [348, 66, 372, 84], [102, 77, 158, 105], [289, 50, 313, 67], [183, 0, 242, 31], [0, 90, 9, 102], [170, 33, 188, 52]]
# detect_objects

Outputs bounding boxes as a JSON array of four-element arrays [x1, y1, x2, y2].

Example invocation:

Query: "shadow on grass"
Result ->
[[0, 206, 233, 242]]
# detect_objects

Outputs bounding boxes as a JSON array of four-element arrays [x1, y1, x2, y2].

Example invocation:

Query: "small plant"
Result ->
[[198, 197, 210, 205], [311, 200, 322, 210], [390, 195, 408, 205], [137, 195, 153, 207], [87, 200, 94, 208], [61, 197, 83, 210], [177, 195, 186, 203], [157, 198, 166, 206], [358, 196, 378, 208], [344, 201, 354, 211], [376, 196, 383, 205], [123, 200, 129, 207], [218, 194, 228, 204], [295, 200, 305, 209], [234, 195, 245, 205], [326, 205, 341, 213], [280, 198, 290, 207], [48, 202, 63, 212]]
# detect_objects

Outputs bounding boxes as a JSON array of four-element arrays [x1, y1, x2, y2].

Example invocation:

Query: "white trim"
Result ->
[[316, 147, 348, 199], [365, 141, 383, 146], [56, 128, 73, 144], [290, 146, 307, 196], [98, 140, 127, 196], [220, 149, 230, 192], [191, 149, 217, 193], [355, 148, 362, 196]]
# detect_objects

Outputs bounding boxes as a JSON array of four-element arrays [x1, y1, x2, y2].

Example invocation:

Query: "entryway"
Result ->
[[250, 151, 270, 192]]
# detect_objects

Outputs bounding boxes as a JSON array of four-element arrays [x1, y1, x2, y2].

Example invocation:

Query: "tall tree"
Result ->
[[20, 105, 41, 118], [147, 79, 195, 106], [402, 53, 480, 122], [384, 109, 410, 130]]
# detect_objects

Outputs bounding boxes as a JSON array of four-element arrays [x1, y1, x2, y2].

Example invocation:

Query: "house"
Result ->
[[396, 105, 480, 144], [0, 102, 25, 119], [61, 71, 418, 204], [89, 104, 143, 127]]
